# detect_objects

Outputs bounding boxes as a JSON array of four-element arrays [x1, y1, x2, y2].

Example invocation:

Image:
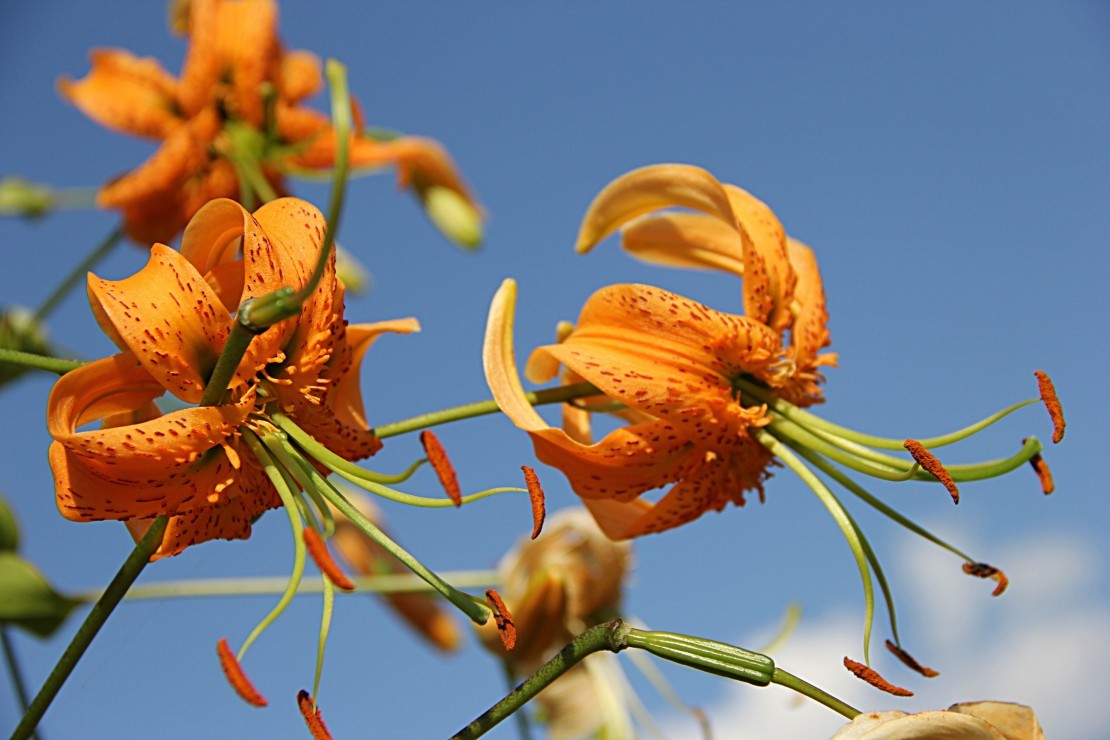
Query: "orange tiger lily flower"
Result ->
[[59, 0, 480, 245], [485, 165, 835, 539], [47, 197, 417, 558]]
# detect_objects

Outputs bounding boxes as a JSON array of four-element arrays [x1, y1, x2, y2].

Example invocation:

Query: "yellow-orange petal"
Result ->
[[620, 211, 747, 277], [785, 238, 834, 377], [279, 50, 322, 102], [329, 318, 420, 432], [722, 184, 796, 332], [59, 49, 181, 139], [87, 244, 233, 403], [576, 164, 736, 254], [125, 465, 279, 559], [483, 279, 550, 434], [537, 284, 780, 434]]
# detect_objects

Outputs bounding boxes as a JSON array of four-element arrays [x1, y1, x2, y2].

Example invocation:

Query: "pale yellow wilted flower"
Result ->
[[831, 701, 1044, 740]]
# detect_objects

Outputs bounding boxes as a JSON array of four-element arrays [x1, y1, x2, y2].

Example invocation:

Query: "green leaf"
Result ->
[[0, 552, 79, 637], [0, 493, 19, 551]]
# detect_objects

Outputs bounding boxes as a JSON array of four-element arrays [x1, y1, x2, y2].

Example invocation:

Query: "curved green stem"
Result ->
[[272, 412, 426, 484], [768, 418, 917, 481], [374, 382, 600, 439], [452, 620, 632, 739], [735, 377, 1036, 451], [33, 224, 123, 322], [755, 428, 876, 663], [1, 626, 34, 735], [73, 570, 500, 603], [0, 348, 83, 375], [237, 432, 307, 658], [12, 515, 167, 740], [200, 322, 257, 406], [772, 667, 860, 719]]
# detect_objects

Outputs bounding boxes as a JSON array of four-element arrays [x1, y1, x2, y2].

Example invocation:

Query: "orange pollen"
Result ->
[[302, 528, 356, 591], [963, 561, 1009, 596], [485, 588, 517, 651], [297, 690, 333, 740], [1034, 370, 1065, 443], [884, 640, 939, 678], [216, 638, 268, 707], [1024, 440, 1054, 495], [843, 657, 913, 697], [421, 430, 462, 506], [522, 465, 546, 539], [904, 439, 959, 504]]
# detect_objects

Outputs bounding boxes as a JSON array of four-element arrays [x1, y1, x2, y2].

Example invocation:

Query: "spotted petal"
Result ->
[[58, 49, 181, 139], [47, 354, 256, 522], [620, 211, 746, 277]]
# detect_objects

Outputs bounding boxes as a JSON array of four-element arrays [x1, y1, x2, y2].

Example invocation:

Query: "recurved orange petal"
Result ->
[[575, 164, 736, 254], [534, 284, 780, 434], [48, 355, 256, 521], [785, 238, 835, 381], [330, 318, 421, 432], [59, 49, 181, 139], [126, 462, 279, 559], [620, 211, 746, 277], [722, 184, 796, 332], [87, 245, 236, 403]]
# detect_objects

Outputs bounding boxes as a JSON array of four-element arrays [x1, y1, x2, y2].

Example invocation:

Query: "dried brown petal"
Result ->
[[297, 690, 333, 739], [421, 430, 462, 506], [904, 439, 959, 504], [303, 528, 355, 591], [1034, 370, 1065, 443], [843, 656, 914, 697], [216, 638, 267, 707], [486, 588, 517, 651], [522, 465, 546, 539], [962, 561, 1009, 596], [884, 640, 939, 678]]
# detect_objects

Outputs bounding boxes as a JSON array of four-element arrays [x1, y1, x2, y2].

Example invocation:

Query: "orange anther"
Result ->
[[843, 656, 913, 696], [421, 430, 462, 506], [216, 638, 267, 707]]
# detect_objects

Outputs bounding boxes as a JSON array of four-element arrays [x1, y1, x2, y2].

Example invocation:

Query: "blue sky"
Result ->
[[1, 2, 1107, 737]]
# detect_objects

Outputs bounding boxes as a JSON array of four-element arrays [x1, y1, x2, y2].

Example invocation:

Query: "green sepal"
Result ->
[[0, 552, 80, 637]]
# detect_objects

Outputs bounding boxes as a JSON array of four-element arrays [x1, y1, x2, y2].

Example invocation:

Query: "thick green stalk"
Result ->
[[772, 667, 859, 719], [33, 225, 123, 322], [12, 515, 167, 740], [452, 620, 631, 739], [374, 382, 599, 439], [199, 322, 256, 406], [0, 349, 83, 375]]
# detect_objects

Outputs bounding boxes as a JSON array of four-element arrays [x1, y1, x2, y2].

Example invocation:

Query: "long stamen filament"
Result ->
[[736, 377, 1038, 451], [272, 411, 427, 484], [791, 445, 974, 562], [313, 576, 335, 704], [768, 418, 918, 481], [272, 412, 529, 507], [260, 431, 491, 625], [239, 431, 308, 658], [754, 429, 876, 663]]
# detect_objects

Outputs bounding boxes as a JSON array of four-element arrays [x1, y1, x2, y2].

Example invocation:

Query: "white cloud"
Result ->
[[661, 531, 1110, 739]]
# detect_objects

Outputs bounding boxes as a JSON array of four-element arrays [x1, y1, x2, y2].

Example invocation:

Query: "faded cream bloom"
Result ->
[[832, 701, 1044, 740], [479, 508, 634, 737]]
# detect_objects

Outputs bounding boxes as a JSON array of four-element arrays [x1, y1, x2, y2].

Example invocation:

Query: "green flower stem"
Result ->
[[12, 515, 167, 740], [0, 348, 83, 375], [291, 59, 351, 307], [626, 629, 775, 685], [793, 444, 974, 562], [1, 626, 33, 733], [500, 658, 533, 740], [755, 428, 876, 663], [72, 570, 500, 603], [771, 667, 860, 719], [374, 382, 600, 439], [199, 321, 257, 406], [33, 224, 123, 323], [734, 377, 1037, 451], [451, 620, 632, 739]]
